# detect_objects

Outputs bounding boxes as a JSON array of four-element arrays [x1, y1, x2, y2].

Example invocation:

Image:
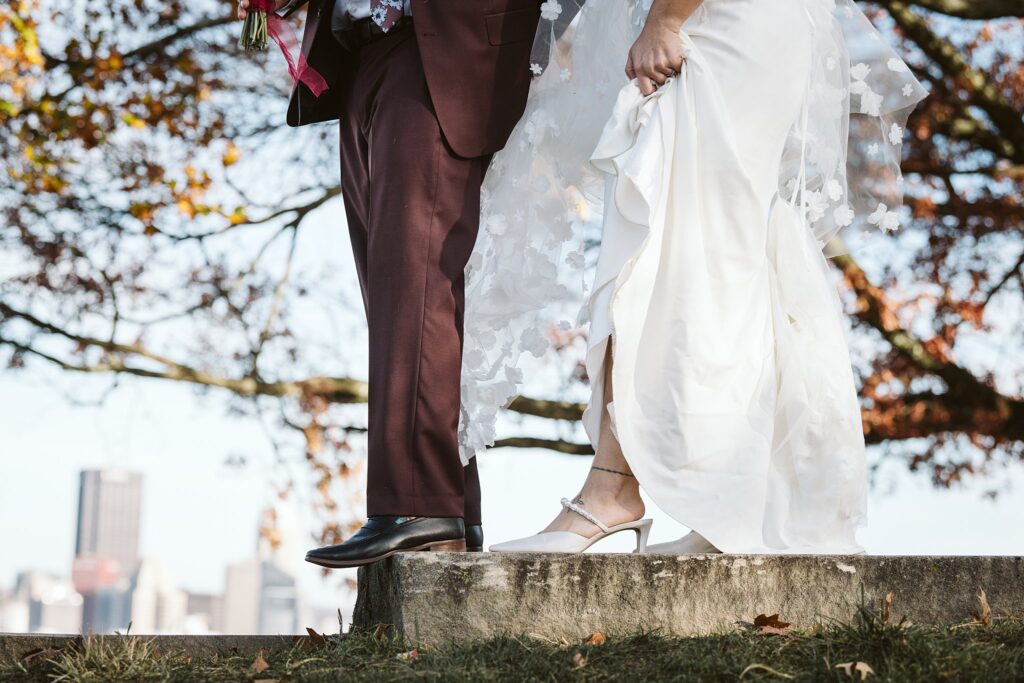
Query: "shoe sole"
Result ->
[[305, 538, 467, 569]]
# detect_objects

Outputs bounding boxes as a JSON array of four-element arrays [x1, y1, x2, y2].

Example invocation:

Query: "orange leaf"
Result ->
[[251, 649, 269, 675], [753, 614, 791, 631], [970, 589, 991, 626], [583, 632, 607, 646], [306, 626, 328, 647]]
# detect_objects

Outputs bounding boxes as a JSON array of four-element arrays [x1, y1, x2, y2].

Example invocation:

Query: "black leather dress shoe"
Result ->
[[466, 524, 484, 552], [305, 516, 466, 568]]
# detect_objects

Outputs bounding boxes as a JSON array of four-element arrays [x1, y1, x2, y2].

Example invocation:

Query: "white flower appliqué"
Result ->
[[826, 178, 843, 201], [540, 0, 562, 21], [519, 327, 549, 357], [867, 202, 900, 233], [833, 204, 855, 228], [888, 122, 903, 145], [887, 57, 910, 73]]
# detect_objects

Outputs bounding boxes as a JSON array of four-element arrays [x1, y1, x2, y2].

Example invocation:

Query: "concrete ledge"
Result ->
[[353, 553, 1024, 645]]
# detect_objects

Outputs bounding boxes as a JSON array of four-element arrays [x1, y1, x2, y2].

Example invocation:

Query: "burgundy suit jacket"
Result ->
[[281, 0, 540, 158]]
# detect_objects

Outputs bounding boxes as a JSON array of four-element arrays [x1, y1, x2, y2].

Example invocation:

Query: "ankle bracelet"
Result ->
[[592, 465, 634, 478]]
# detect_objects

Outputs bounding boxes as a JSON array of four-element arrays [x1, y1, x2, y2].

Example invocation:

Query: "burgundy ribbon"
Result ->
[[249, 0, 329, 97]]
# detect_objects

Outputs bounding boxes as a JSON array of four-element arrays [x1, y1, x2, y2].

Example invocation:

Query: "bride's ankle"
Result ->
[[577, 480, 644, 518]]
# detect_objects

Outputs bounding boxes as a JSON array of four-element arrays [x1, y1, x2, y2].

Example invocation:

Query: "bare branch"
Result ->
[[910, 0, 1024, 19], [492, 437, 593, 455]]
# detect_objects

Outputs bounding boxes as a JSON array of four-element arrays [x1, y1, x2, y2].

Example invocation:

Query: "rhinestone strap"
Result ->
[[560, 497, 611, 533]]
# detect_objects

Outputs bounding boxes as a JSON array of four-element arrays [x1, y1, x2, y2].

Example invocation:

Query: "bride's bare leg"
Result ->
[[541, 345, 645, 537]]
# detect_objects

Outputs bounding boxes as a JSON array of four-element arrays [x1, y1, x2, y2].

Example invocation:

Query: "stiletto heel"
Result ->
[[490, 497, 654, 553], [633, 518, 653, 553]]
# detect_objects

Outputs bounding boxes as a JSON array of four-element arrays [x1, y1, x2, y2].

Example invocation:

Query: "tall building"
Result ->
[[128, 558, 187, 633], [12, 572, 83, 634], [221, 558, 300, 635], [74, 470, 143, 571], [72, 469, 143, 633]]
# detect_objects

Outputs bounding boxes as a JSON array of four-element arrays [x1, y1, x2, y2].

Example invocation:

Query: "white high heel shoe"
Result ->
[[489, 497, 654, 553], [645, 530, 722, 554]]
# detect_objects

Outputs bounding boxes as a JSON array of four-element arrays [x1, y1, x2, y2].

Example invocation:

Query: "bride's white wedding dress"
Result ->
[[459, 0, 926, 553]]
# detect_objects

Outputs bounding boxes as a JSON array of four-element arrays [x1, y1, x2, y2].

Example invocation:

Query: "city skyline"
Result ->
[[0, 462, 343, 636]]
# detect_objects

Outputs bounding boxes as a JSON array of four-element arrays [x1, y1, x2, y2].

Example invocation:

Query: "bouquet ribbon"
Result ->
[[250, 0, 329, 96]]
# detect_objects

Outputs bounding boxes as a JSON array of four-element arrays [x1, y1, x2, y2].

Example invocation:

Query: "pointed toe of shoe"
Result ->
[[490, 531, 593, 553], [305, 547, 332, 564]]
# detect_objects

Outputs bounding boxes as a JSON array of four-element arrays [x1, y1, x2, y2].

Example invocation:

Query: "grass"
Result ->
[[3, 608, 1022, 682]]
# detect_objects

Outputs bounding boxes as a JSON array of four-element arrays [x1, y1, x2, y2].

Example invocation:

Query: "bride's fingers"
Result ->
[[237, 0, 248, 19], [637, 75, 657, 96]]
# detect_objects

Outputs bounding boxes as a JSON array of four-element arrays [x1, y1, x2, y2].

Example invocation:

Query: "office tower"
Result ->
[[185, 592, 225, 634], [13, 572, 83, 633], [73, 469, 143, 633], [128, 558, 187, 633], [74, 470, 143, 572]]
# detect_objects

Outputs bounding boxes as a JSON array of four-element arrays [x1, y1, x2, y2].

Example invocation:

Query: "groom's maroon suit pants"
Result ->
[[338, 26, 486, 525]]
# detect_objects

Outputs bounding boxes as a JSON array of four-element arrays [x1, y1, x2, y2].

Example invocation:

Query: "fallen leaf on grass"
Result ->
[[754, 614, 791, 630], [738, 614, 792, 635], [739, 663, 795, 679], [583, 632, 607, 646], [572, 652, 588, 669], [251, 649, 269, 675], [374, 624, 389, 642], [835, 661, 874, 680], [882, 592, 893, 622], [970, 589, 991, 626], [306, 627, 328, 647], [396, 648, 419, 661]]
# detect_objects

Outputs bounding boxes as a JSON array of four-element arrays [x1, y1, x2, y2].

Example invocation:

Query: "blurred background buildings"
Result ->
[[0, 469, 330, 635]]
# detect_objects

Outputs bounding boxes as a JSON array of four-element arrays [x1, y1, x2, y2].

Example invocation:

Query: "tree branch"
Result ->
[[910, 0, 1024, 19], [881, 1, 1024, 163]]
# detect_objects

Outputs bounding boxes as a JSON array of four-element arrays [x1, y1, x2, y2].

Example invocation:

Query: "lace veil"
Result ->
[[458, 0, 927, 462]]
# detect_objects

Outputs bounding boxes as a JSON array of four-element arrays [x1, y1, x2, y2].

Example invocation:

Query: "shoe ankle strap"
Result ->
[[560, 497, 611, 533]]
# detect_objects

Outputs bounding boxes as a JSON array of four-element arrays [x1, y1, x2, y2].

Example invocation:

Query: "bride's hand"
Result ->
[[238, 0, 288, 20], [626, 22, 685, 96]]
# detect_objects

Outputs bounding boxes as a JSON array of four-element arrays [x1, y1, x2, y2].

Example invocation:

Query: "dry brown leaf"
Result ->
[[753, 614, 791, 629], [306, 626, 328, 647], [752, 613, 792, 634], [970, 589, 991, 626], [374, 624, 389, 642], [572, 652, 588, 669], [251, 649, 269, 675], [583, 632, 607, 646], [835, 661, 874, 680], [882, 592, 893, 622]]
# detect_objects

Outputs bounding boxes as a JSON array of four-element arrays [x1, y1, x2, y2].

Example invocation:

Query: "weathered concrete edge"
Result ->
[[0, 634, 306, 664], [354, 553, 1024, 646]]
